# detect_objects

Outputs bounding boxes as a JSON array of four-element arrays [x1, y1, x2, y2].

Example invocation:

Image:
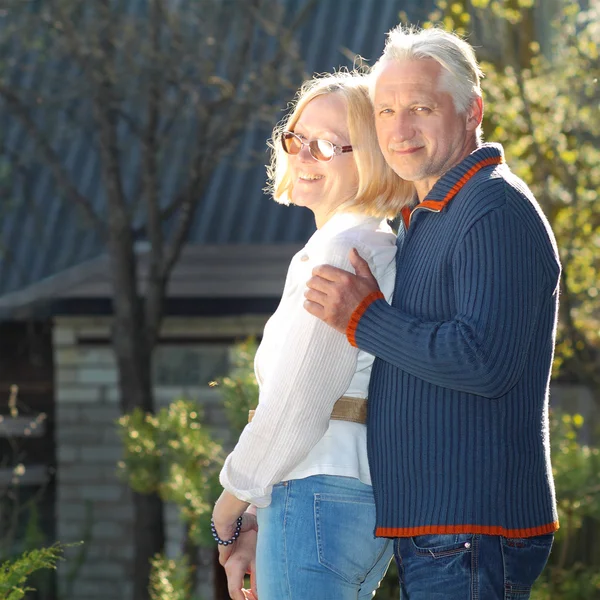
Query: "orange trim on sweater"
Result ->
[[346, 291, 385, 348], [401, 206, 412, 230], [405, 155, 504, 228], [376, 520, 559, 539]]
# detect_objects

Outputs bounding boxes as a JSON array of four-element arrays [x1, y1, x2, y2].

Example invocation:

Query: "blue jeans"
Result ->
[[394, 532, 554, 599], [255, 475, 393, 600]]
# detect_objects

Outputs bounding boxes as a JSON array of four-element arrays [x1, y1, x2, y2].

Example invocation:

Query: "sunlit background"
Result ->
[[0, 1, 598, 599]]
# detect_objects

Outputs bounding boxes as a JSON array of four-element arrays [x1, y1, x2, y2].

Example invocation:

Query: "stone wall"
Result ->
[[53, 315, 267, 600]]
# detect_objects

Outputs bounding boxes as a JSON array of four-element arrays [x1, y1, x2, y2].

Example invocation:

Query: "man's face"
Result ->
[[373, 58, 480, 199]]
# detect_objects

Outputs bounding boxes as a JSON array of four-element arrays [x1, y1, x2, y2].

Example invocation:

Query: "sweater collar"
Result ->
[[401, 143, 505, 229]]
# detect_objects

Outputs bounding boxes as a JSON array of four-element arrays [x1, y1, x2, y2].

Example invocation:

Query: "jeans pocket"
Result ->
[[501, 534, 553, 598], [410, 533, 474, 558], [314, 492, 388, 584]]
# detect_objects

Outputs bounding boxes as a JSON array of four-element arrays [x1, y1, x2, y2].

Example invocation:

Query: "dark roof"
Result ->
[[0, 0, 435, 306]]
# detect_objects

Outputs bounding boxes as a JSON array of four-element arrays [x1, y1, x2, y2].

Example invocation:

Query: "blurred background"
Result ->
[[0, 0, 598, 599]]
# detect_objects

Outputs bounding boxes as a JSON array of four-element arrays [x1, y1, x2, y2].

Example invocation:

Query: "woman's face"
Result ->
[[289, 93, 358, 228]]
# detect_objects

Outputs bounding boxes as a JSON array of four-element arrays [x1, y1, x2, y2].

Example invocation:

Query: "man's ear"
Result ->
[[466, 96, 483, 132]]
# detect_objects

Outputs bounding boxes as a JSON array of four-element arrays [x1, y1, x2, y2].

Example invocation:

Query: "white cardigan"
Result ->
[[219, 212, 398, 507]]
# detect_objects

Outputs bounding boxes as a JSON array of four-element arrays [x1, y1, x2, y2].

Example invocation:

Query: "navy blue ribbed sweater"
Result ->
[[353, 144, 560, 538]]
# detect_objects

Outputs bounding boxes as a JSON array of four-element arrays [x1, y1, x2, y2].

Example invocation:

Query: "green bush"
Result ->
[[531, 412, 600, 599], [219, 338, 259, 435], [117, 400, 224, 547], [0, 544, 65, 600], [149, 554, 194, 600]]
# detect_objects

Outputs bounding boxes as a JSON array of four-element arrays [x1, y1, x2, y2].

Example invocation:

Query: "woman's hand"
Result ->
[[213, 490, 251, 544], [222, 526, 258, 600], [217, 510, 258, 566]]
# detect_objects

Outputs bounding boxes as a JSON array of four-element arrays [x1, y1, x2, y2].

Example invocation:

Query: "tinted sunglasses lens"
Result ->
[[310, 139, 334, 161], [282, 132, 301, 155]]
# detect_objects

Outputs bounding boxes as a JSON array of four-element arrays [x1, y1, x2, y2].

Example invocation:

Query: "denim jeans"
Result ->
[[255, 475, 393, 600], [394, 532, 554, 599]]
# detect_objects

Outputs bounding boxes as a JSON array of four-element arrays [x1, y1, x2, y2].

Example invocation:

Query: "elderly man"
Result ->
[[304, 26, 560, 599]]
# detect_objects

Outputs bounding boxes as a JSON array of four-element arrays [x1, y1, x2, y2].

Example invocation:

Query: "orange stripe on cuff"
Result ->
[[346, 291, 385, 348], [375, 520, 559, 539]]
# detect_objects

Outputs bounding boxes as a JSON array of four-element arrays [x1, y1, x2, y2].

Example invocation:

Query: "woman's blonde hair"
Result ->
[[266, 71, 414, 218]]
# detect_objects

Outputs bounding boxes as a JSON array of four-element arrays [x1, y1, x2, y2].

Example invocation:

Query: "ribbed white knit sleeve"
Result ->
[[219, 237, 371, 507]]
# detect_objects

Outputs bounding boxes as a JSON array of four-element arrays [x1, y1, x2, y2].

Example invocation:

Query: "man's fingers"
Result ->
[[303, 287, 328, 307], [303, 299, 326, 319], [229, 587, 245, 600], [306, 273, 333, 294], [349, 249, 376, 281], [227, 580, 245, 600], [225, 560, 246, 600], [218, 545, 234, 566], [311, 263, 353, 283], [240, 512, 257, 533], [250, 564, 257, 598]]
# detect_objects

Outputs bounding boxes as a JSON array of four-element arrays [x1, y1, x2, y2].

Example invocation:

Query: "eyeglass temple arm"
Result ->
[[336, 145, 353, 155]]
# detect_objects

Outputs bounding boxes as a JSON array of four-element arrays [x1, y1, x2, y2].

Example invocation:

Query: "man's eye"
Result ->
[[414, 106, 432, 114], [379, 108, 394, 116]]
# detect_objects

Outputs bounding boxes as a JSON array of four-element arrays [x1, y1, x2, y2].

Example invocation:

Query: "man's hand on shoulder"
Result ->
[[304, 249, 380, 334]]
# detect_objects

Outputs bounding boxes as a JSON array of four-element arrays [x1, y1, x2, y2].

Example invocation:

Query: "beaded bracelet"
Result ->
[[211, 516, 243, 546]]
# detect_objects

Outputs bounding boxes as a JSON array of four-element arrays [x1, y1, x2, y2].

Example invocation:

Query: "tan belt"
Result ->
[[248, 396, 367, 425]]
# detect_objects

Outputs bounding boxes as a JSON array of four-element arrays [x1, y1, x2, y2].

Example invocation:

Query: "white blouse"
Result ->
[[219, 212, 398, 507]]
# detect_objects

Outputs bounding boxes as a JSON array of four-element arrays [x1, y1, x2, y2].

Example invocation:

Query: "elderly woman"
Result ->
[[212, 71, 413, 600]]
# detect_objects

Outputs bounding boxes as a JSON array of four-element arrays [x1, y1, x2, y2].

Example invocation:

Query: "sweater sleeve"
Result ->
[[354, 207, 557, 398], [220, 238, 375, 507]]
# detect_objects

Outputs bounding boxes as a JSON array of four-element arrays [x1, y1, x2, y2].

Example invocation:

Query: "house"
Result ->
[[0, 1, 584, 599]]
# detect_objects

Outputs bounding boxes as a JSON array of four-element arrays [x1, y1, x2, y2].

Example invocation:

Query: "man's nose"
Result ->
[[392, 114, 415, 142]]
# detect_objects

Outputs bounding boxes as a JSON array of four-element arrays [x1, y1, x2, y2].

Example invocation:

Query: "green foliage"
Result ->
[[117, 400, 224, 546], [532, 564, 600, 600], [481, 7, 600, 388], [552, 413, 600, 527], [0, 388, 70, 599], [0, 544, 65, 600], [422, 0, 600, 398], [148, 554, 195, 600], [531, 412, 600, 599], [218, 338, 259, 435]]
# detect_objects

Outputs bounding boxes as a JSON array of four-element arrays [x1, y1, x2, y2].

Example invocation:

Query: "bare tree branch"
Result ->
[[143, 0, 167, 348], [0, 84, 107, 235]]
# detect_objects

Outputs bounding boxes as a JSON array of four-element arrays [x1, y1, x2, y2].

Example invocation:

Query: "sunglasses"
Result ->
[[281, 131, 353, 162]]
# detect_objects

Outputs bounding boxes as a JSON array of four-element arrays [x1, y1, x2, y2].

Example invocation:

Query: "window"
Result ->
[[153, 344, 230, 387]]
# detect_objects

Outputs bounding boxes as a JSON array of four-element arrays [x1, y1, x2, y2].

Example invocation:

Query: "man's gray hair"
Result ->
[[370, 25, 483, 114]]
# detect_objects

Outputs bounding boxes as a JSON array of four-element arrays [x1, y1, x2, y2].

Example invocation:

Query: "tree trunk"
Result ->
[[213, 548, 230, 599], [133, 491, 166, 600], [113, 312, 166, 600]]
